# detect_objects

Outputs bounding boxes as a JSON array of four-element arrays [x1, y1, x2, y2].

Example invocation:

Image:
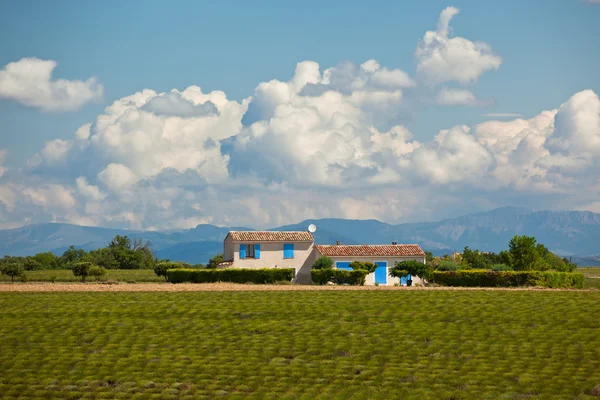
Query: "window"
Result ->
[[240, 244, 260, 259], [283, 243, 294, 259]]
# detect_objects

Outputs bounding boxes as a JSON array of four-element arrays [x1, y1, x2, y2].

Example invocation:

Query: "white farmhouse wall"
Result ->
[[230, 241, 316, 283], [223, 235, 234, 262], [325, 255, 426, 286]]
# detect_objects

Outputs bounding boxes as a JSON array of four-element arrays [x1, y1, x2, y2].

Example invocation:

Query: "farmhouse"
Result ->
[[221, 230, 426, 285]]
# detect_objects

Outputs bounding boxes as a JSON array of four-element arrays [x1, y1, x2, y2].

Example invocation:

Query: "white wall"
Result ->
[[327, 256, 426, 286], [227, 241, 316, 283]]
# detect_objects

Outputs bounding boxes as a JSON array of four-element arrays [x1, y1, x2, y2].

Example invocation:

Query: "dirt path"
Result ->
[[0, 283, 595, 292]]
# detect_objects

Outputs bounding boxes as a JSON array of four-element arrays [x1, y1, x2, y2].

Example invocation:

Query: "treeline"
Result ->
[[426, 235, 577, 272], [0, 235, 167, 271]]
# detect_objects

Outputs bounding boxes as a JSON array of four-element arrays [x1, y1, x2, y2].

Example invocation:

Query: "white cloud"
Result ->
[[0, 8, 598, 230], [416, 7, 502, 84], [436, 88, 481, 106], [483, 113, 523, 118], [0, 58, 103, 111], [97, 163, 139, 192]]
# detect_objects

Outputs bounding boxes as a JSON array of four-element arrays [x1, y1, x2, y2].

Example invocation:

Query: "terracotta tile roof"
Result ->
[[228, 231, 314, 242], [315, 244, 425, 257]]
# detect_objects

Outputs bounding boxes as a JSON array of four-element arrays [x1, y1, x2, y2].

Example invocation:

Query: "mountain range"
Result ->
[[1, 207, 599, 265]]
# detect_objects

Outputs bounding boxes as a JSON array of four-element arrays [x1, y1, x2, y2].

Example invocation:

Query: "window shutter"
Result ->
[[255, 244, 261, 259], [240, 244, 246, 259], [284, 243, 294, 259]]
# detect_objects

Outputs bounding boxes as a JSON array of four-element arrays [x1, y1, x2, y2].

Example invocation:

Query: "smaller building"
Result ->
[[222, 231, 316, 282], [314, 243, 426, 285]]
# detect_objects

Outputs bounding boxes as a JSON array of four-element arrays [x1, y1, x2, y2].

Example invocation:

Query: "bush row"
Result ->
[[167, 268, 295, 284], [431, 270, 584, 288], [311, 269, 369, 286]]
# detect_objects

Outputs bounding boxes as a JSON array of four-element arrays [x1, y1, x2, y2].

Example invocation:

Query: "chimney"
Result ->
[[392, 241, 398, 245], [336, 240, 341, 246]]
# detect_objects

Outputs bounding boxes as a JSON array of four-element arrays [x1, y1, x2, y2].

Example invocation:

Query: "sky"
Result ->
[[0, 0, 599, 230]]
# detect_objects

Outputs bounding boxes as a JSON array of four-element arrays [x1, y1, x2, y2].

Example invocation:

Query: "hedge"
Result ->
[[167, 268, 295, 284], [311, 269, 369, 286], [431, 270, 584, 288]]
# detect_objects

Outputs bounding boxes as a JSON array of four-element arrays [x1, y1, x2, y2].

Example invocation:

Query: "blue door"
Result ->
[[400, 274, 412, 285], [336, 262, 352, 270], [374, 261, 387, 284]]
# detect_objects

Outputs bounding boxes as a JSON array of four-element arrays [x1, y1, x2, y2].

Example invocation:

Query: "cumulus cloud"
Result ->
[[0, 58, 103, 111], [436, 88, 482, 106], [0, 8, 598, 230], [416, 7, 502, 84]]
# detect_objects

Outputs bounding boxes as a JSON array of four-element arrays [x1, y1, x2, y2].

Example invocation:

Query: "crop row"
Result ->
[[1, 291, 599, 399]]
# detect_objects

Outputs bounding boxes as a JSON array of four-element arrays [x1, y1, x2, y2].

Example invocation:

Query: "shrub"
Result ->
[[431, 270, 584, 288], [436, 260, 461, 271], [71, 262, 92, 282], [1, 261, 26, 283], [154, 262, 184, 281], [89, 266, 107, 281], [312, 256, 334, 270], [207, 254, 224, 269], [167, 268, 295, 284], [349, 261, 377, 273], [491, 263, 512, 271], [390, 260, 432, 281], [311, 269, 368, 285]]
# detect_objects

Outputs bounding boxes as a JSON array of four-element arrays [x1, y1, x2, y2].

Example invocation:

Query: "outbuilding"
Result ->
[[314, 243, 426, 286]]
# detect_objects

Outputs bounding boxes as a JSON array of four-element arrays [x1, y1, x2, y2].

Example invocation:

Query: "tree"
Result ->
[[207, 254, 224, 269], [462, 246, 491, 270], [109, 235, 132, 250], [425, 251, 434, 263], [71, 262, 92, 282], [86, 248, 118, 269], [349, 261, 377, 273], [88, 265, 106, 281], [61, 246, 86, 265], [1, 260, 25, 283], [390, 260, 432, 281], [312, 256, 334, 270], [32, 252, 61, 269], [508, 235, 542, 271], [154, 261, 182, 281]]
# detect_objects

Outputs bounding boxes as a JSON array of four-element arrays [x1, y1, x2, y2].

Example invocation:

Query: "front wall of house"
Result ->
[[232, 241, 316, 283], [327, 255, 426, 286], [223, 235, 234, 262]]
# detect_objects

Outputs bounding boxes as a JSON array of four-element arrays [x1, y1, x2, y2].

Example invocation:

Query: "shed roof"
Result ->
[[227, 231, 314, 242], [315, 244, 425, 257]]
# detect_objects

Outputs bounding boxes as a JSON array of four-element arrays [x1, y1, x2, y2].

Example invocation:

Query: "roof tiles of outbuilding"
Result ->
[[315, 244, 425, 257]]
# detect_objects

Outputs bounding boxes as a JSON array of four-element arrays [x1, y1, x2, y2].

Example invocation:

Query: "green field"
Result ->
[[0, 269, 163, 283], [1, 291, 599, 399]]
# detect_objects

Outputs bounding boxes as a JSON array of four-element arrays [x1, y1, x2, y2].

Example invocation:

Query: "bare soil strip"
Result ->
[[0, 283, 595, 292]]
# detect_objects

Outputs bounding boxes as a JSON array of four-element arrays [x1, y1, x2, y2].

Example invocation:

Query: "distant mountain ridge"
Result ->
[[1, 207, 599, 265]]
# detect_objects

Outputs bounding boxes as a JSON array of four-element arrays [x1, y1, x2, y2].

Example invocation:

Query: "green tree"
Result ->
[[349, 261, 377, 273], [88, 265, 106, 281], [71, 262, 92, 282], [508, 235, 542, 271], [154, 261, 182, 281], [462, 246, 491, 269], [207, 254, 224, 269], [61, 246, 86, 266], [32, 252, 61, 269], [86, 248, 118, 269], [1, 260, 25, 283], [390, 260, 432, 281], [312, 256, 334, 270], [425, 251, 434, 263]]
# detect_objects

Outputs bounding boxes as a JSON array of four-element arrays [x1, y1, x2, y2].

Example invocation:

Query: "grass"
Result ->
[[0, 269, 164, 283], [578, 267, 600, 290], [1, 291, 599, 399]]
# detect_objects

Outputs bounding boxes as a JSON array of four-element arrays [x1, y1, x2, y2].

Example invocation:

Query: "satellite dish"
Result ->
[[308, 224, 317, 233]]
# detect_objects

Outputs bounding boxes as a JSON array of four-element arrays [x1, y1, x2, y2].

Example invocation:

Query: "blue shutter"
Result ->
[[240, 244, 246, 259], [284, 243, 294, 259], [255, 244, 261, 259]]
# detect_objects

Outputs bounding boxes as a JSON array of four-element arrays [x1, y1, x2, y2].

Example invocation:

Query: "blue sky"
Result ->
[[0, 0, 599, 229]]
